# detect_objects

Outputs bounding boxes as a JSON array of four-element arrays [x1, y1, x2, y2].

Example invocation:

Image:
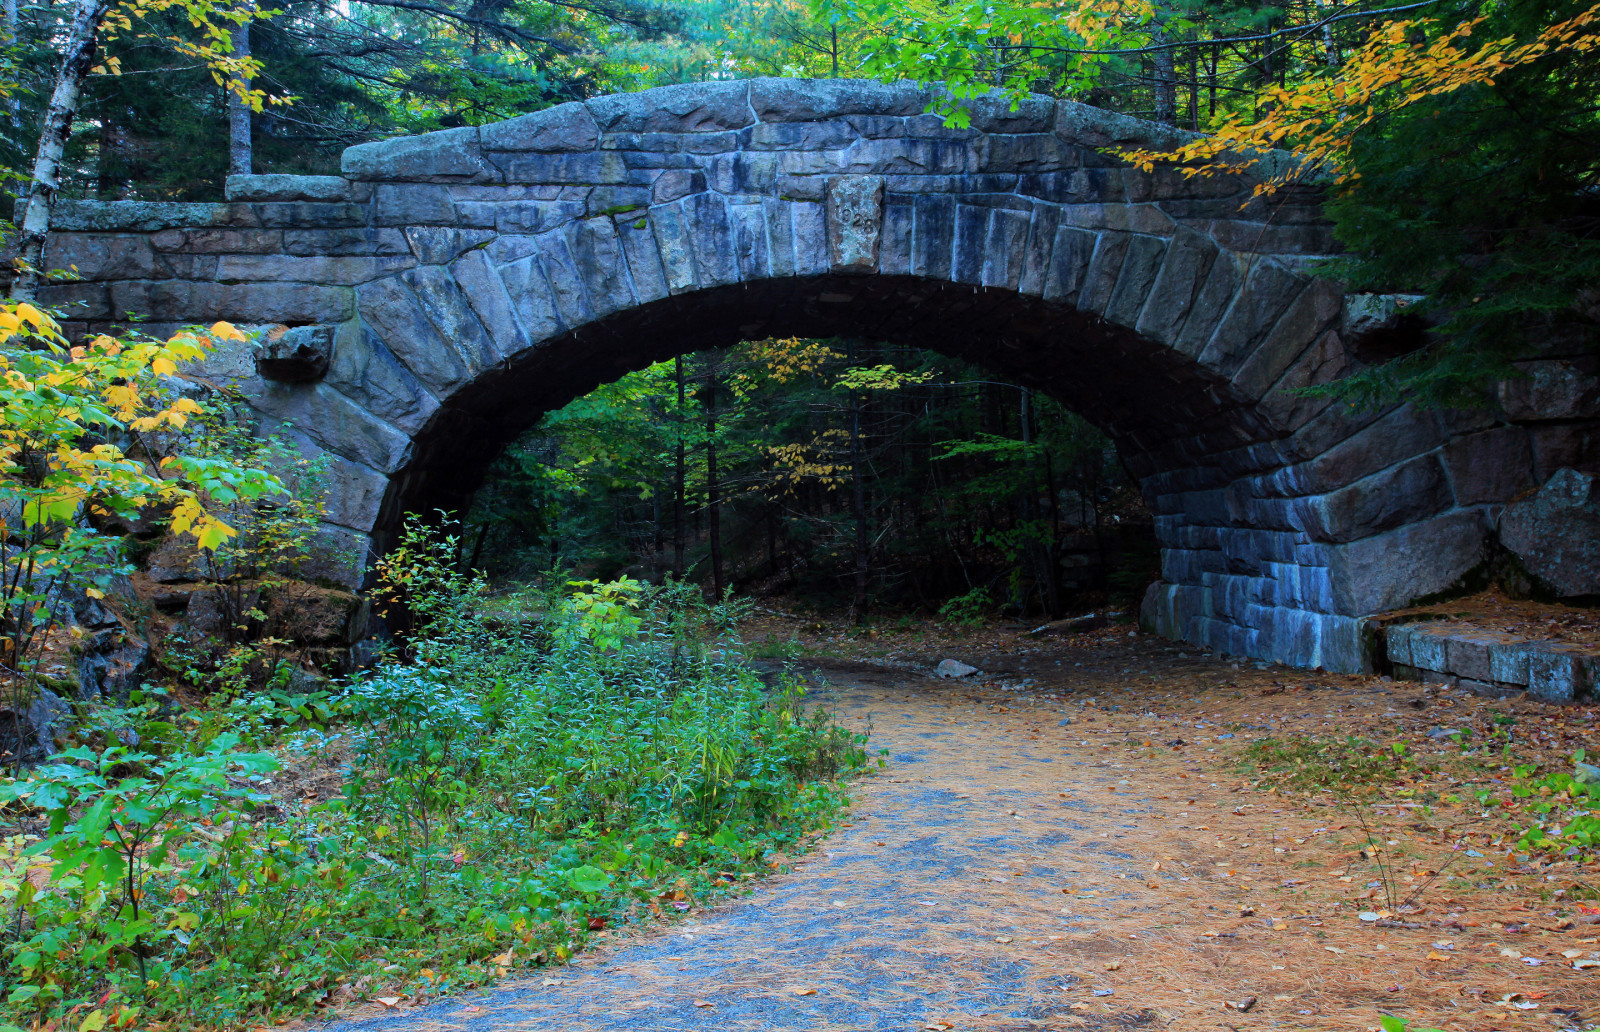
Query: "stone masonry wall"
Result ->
[[38, 78, 1598, 674]]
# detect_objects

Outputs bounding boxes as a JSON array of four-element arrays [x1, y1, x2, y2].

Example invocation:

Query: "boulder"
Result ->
[[1498, 468, 1600, 598], [936, 659, 980, 678]]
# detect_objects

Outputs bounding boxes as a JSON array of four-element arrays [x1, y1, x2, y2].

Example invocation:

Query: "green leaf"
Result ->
[[566, 865, 611, 894]]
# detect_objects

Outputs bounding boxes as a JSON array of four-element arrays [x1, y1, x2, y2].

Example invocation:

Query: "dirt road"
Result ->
[[324, 637, 1599, 1032]]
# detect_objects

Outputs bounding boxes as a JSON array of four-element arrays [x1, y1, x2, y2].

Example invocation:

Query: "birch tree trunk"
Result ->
[[14, 0, 113, 302]]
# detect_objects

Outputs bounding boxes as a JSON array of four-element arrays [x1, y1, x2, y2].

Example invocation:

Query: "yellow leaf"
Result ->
[[209, 320, 248, 342], [151, 356, 177, 376]]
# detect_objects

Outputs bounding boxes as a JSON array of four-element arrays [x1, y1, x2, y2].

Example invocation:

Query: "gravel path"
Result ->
[[324, 660, 1163, 1032]]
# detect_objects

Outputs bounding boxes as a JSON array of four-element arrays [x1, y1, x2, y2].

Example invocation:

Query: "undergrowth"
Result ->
[[1241, 732, 1600, 865], [0, 520, 871, 1031]]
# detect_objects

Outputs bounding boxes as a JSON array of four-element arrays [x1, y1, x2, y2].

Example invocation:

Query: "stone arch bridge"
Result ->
[[42, 79, 1553, 673]]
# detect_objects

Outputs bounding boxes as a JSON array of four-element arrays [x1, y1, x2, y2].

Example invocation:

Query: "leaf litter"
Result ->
[[315, 617, 1599, 1032]]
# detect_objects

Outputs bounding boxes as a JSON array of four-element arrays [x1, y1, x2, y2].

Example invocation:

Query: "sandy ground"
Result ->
[[319, 629, 1599, 1032]]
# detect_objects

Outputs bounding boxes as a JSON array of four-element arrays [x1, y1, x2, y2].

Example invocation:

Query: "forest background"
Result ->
[[6, 0, 1597, 621]]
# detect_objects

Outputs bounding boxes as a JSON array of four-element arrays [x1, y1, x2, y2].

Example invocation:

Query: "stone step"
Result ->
[[1382, 620, 1598, 703]]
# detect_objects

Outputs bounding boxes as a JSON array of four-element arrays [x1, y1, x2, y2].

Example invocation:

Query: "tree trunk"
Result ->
[[847, 344, 869, 623], [4, 0, 19, 125], [1151, 28, 1177, 125], [705, 370, 723, 599], [673, 355, 686, 578], [15, 0, 114, 302], [1020, 388, 1061, 617], [227, 11, 253, 177]]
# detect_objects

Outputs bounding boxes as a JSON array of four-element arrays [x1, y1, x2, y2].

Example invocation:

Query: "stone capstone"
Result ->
[[226, 174, 358, 203], [1498, 467, 1600, 598]]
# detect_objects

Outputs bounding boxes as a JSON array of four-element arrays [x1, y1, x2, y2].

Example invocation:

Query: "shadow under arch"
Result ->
[[385, 273, 1276, 527]]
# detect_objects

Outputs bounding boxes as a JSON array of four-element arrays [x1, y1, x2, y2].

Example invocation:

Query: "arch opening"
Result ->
[[387, 275, 1275, 527]]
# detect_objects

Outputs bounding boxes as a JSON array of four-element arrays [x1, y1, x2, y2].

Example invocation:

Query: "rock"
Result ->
[[76, 631, 150, 704], [1341, 293, 1427, 355], [182, 587, 260, 641], [264, 581, 368, 645], [0, 688, 71, 764], [144, 534, 210, 583], [1499, 468, 1600, 598], [1426, 726, 1460, 740], [936, 659, 980, 678], [1574, 761, 1600, 785], [256, 323, 334, 382], [1057, 717, 1073, 727]]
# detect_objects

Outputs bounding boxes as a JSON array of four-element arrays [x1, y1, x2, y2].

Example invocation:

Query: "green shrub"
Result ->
[[0, 521, 867, 1030]]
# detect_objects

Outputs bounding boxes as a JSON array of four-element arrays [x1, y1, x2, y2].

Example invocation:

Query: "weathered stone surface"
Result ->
[[109, 280, 355, 323], [1103, 234, 1168, 329], [1498, 358, 1600, 421], [244, 380, 413, 473], [480, 102, 601, 153], [403, 265, 505, 371], [284, 228, 409, 256], [1498, 467, 1600, 598], [587, 81, 754, 134], [749, 78, 929, 122], [1443, 427, 1535, 506], [226, 174, 353, 202], [1527, 644, 1588, 703], [322, 325, 441, 435], [257, 324, 334, 382], [825, 175, 884, 271], [405, 226, 496, 263], [356, 275, 475, 395], [452, 248, 531, 359], [47, 200, 255, 232], [255, 202, 365, 229], [343, 126, 491, 182], [1325, 511, 1490, 615], [214, 254, 416, 284], [374, 184, 459, 226]]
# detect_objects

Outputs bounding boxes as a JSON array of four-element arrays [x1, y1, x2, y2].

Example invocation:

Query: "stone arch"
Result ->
[[42, 78, 1527, 673]]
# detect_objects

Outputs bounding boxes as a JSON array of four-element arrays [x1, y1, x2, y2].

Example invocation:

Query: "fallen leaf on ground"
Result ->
[[790, 988, 818, 996], [693, 999, 714, 1008], [375, 998, 402, 1009]]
